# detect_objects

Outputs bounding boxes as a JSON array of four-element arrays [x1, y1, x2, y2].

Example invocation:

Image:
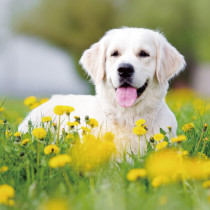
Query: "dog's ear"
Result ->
[[156, 35, 186, 84], [80, 38, 107, 84]]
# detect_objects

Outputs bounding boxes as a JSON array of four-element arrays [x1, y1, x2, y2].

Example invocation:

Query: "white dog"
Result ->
[[19, 27, 186, 154]]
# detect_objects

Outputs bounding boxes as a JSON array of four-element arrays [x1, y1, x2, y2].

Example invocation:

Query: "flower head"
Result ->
[[44, 145, 60, 155], [171, 135, 187, 143], [126, 168, 147, 181], [14, 132, 21, 137], [32, 128, 47, 139], [0, 166, 8, 173], [66, 121, 79, 127], [133, 126, 146, 136], [151, 176, 170, 188], [40, 98, 49, 104], [182, 123, 195, 132], [49, 154, 71, 168], [135, 119, 146, 127], [103, 132, 115, 142], [64, 106, 75, 115], [0, 184, 15, 206], [24, 96, 37, 106], [202, 180, 210, 188], [87, 118, 99, 128], [156, 141, 168, 150], [42, 116, 52, 123], [21, 139, 29, 146], [153, 133, 164, 141], [54, 105, 65, 115], [0, 107, 4, 112], [81, 126, 91, 135]]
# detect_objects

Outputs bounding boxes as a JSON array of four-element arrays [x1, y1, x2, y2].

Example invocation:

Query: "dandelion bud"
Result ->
[[3, 119, 7, 124], [150, 137, 155, 143], [203, 123, 208, 132], [74, 116, 80, 123], [53, 123, 57, 130], [167, 126, 172, 132], [85, 115, 89, 122]]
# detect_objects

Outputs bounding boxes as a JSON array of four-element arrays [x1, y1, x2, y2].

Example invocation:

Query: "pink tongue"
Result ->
[[116, 87, 137, 107]]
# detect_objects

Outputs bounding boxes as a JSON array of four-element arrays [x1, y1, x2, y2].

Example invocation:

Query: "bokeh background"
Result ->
[[1, 0, 210, 98]]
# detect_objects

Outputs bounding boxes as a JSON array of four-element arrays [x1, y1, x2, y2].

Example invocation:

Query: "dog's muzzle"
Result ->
[[118, 63, 134, 78]]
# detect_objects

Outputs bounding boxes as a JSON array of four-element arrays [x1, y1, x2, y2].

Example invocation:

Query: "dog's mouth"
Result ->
[[115, 80, 148, 107]]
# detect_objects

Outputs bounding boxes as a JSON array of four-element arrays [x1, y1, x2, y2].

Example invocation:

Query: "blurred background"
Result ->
[[0, 0, 210, 98]]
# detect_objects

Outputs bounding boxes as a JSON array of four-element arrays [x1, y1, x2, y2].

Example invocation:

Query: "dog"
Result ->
[[19, 27, 186, 154]]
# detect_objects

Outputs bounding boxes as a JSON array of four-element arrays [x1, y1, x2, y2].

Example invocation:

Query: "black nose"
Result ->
[[118, 63, 134, 78]]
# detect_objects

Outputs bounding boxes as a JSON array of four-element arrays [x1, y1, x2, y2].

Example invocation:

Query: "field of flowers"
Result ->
[[0, 88, 209, 210]]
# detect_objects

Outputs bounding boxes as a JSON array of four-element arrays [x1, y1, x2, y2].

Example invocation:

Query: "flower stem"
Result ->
[[194, 131, 204, 155], [62, 170, 72, 191], [138, 135, 141, 161], [37, 139, 40, 167], [56, 116, 61, 145]]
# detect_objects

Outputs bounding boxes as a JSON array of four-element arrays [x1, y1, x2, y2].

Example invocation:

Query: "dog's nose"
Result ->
[[118, 63, 134, 78]]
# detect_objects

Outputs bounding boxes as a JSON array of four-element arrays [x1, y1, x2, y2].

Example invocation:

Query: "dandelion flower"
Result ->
[[24, 96, 37, 106], [0, 184, 15, 206], [14, 132, 21, 137], [49, 154, 71, 168], [64, 106, 75, 115], [32, 128, 47, 139], [182, 123, 195, 132], [30, 102, 40, 110], [66, 121, 79, 127], [133, 126, 146, 136], [0, 166, 8, 173], [153, 133, 164, 141], [171, 135, 187, 143], [21, 139, 29, 146], [0, 107, 4, 112], [54, 105, 65, 115], [156, 141, 168, 150], [103, 132, 115, 142], [202, 180, 210, 188], [151, 176, 170, 188], [126, 168, 147, 181], [44, 145, 60, 155], [87, 118, 99, 128], [81, 126, 91, 135], [40, 98, 49, 104], [42, 116, 52, 123], [135, 119, 146, 127]]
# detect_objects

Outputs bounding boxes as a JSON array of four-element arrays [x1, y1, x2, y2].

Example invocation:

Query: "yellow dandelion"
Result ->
[[24, 96, 37, 106], [66, 121, 79, 127], [64, 106, 75, 115], [151, 176, 170, 188], [153, 133, 164, 141], [5, 130, 12, 138], [54, 105, 65, 115], [39, 199, 68, 210], [0, 166, 8, 173], [44, 145, 60, 155], [14, 132, 21, 137], [202, 180, 210, 188], [66, 134, 73, 140], [0, 184, 15, 206], [40, 98, 49, 104], [42, 116, 52, 123], [32, 128, 47, 139], [126, 169, 147, 181], [87, 118, 99, 128], [103, 132, 115, 142], [171, 135, 187, 143], [0, 107, 4, 112], [30, 102, 40, 110], [49, 154, 71, 168], [182, 123, 195, 132], [135, 119, 146, 127], [21, 139, 29, 146], [81, 126, 91, 135], [156, 141, 168, 150], [133, 126, 146, 136]]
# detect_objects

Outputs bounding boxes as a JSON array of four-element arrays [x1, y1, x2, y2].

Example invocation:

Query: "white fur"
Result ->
[[19, 27, 186, 155]]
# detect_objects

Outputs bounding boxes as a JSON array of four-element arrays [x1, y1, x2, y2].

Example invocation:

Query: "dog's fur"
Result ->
[[19, 27, 186, 154]]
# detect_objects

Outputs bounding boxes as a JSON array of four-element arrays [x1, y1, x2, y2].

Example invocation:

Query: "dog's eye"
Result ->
[[139, 50, 150, 57], [111, 50, 119, 57]]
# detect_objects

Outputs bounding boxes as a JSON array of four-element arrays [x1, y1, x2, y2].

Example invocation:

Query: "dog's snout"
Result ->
[[118, 63, 134, 78]]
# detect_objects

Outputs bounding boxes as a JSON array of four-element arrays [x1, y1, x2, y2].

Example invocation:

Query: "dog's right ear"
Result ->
[[79, 38, 107, 84]]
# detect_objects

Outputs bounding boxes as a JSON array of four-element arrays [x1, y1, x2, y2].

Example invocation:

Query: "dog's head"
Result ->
[[80, 27, 186, 107]]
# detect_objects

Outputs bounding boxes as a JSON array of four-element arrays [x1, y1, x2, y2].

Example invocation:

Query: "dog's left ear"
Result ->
[[80, 38, 107, 84], [156, 35, 186, 84]]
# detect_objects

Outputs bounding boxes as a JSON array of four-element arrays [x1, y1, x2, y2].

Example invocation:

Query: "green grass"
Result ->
[[0, 89, 210, 210]]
